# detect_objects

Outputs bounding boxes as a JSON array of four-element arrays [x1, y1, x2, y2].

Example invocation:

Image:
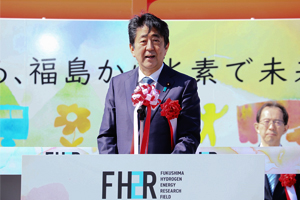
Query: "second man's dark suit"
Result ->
[[265, 174, 300, 200]]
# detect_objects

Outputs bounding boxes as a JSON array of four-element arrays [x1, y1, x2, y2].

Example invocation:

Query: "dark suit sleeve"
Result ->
[[295, 174, 300, 200], [172, 78, 201, 154], [97, 77, 118, 154]]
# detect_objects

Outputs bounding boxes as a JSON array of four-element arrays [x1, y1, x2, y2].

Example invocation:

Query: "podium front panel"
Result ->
[[21, 154, 264, 200]]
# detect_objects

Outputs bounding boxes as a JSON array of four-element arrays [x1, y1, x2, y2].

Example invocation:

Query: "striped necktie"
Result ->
[[267, 174, 278, 195], [142, 77, 154, 85]]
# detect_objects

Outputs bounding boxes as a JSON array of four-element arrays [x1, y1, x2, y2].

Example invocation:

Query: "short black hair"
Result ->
[[256, 102, 289, 125], [128, 13, 169, 48]]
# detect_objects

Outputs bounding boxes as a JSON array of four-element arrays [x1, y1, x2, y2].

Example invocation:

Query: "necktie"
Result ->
[[267, 174, 278, 195], [142, 77, 154, 85]]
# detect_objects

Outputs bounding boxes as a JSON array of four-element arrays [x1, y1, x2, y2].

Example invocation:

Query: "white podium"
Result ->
[[21, 154, 264, 200]]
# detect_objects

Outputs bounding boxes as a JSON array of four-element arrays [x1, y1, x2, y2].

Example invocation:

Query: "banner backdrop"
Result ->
[[1, 19, 300, 150], [1, 147, 299, 175], [2, 0, 300, 19]]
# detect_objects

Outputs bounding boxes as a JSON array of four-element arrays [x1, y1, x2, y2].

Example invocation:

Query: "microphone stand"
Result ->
[[137, 105, 146, 153]]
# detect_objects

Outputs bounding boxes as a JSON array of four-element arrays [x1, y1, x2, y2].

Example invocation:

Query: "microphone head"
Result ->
[[137, 105, 146, 120]]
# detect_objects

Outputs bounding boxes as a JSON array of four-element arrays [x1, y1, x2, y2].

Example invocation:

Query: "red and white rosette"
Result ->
[[131, 83, 161, 154], [279, 174, 298, 200], [160, 98, 182, 151]]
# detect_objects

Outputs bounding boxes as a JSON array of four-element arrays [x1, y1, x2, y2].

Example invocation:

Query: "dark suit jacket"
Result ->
[[97, 63, 201, 154], [264, 174, 300, 200]]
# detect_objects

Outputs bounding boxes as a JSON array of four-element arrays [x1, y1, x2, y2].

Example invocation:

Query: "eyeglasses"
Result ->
[[259, 119, 284, 127]]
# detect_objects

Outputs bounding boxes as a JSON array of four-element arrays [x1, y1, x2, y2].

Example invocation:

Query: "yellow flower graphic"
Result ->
[[54, 104, 91, 147]]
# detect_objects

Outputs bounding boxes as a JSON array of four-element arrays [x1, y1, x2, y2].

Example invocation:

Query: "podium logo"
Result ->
[[102, 171, 157, 199]]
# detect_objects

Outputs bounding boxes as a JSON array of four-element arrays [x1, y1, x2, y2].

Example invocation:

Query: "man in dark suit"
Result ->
[[97, 13, 200, 154], [255, 102, 300, 199], [264, 175, 300, 200]]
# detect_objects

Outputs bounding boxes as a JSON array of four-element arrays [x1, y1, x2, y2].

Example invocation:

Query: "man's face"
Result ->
[[129, 25, 169, 76], [254, 106, 289, 146]]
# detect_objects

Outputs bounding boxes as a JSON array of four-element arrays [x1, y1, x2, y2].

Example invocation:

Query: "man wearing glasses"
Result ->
[[254, 102, 299, 200], [254, 102, 289, 147]]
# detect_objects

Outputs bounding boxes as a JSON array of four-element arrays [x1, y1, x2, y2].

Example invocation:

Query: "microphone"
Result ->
[[136, 81, 146, 120], [137, 105, 146, 120]]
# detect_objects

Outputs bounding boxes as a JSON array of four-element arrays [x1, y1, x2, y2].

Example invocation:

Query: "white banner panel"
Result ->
[[21, 155, 264, 200]]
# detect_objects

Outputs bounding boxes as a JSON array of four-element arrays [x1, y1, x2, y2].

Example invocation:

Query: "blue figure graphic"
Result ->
[[0, 105, 29, 146]]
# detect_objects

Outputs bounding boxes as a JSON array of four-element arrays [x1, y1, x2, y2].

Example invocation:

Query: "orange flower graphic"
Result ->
[[54, 104, 91, 147], [286, 128, 300, 145]]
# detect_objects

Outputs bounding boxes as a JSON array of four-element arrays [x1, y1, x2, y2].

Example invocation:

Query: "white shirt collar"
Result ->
[[138, 63, 164, 83], [259, 143, 282, 147]]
